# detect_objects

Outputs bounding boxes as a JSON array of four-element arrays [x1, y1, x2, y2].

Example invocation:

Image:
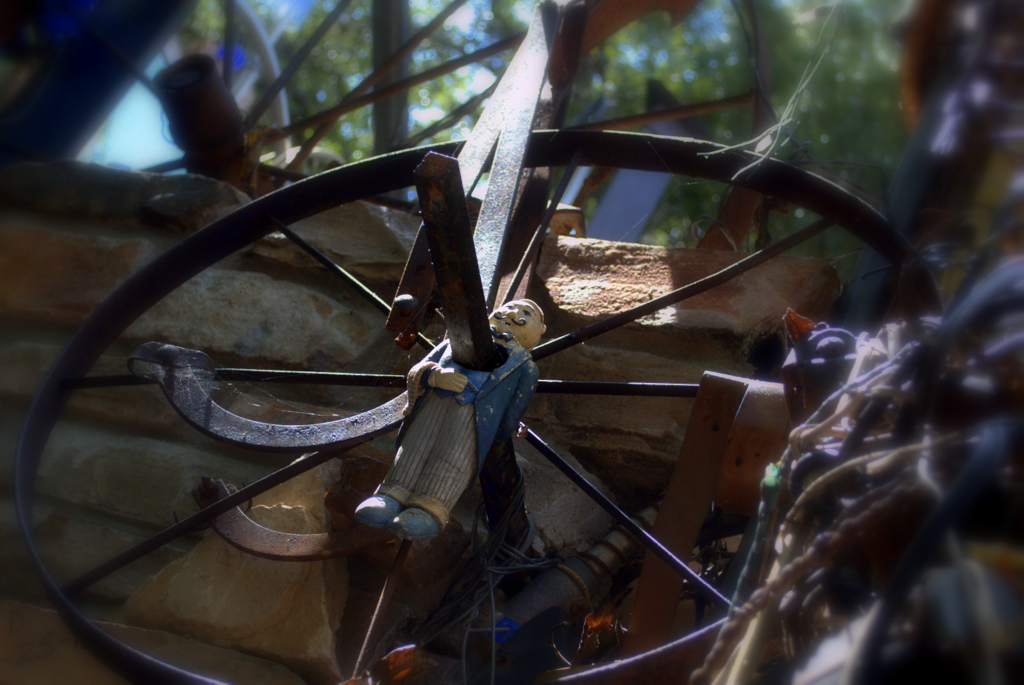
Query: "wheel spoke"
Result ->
[[536, 381, 699, 396], [60, 445, 368, 597], [568, 91, 755, 131], [393, 79, 499, 151], [269, 215, 435, 351], [269, 217, 388, 316], [522, 427, 731, 608], [61, 371, 699, 395], [126, 342, 406, 451]]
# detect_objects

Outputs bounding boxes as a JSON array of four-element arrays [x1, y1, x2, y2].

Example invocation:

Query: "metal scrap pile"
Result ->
[[686, 296, 1024, 685]]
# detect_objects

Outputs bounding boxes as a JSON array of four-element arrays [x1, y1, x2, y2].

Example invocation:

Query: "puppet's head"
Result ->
[[490, 299, 546, 350]]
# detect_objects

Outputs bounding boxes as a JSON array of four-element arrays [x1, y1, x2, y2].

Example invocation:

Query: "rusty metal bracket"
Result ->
[[715, 380, 790, 515], [193, 477, 392, 561], [384, 231, 436, 350], [414, 152, 498, 370], [622, 372, 749, 657]]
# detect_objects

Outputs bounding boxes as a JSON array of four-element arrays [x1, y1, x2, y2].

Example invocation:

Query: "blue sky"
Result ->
[[77, 56, 183, 169]]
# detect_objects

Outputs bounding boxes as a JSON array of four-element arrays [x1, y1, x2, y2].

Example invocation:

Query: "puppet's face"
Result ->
[[489, 299, 546, 350]]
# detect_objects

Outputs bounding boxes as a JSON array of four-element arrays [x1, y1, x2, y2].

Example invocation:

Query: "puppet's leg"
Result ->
[[386, 401, 476, 540], [406, 401, 476, 526], [375, 392, 451, 504], [357, 392, 451, 527]]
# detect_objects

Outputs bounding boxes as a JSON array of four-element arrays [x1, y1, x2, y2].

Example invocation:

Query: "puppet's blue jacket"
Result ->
[[400, 339, 540, 467]]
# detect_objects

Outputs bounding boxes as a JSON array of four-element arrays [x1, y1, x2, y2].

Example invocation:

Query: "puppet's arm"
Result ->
[[403, 342, 469, 414], [403, 343, 447, 415]]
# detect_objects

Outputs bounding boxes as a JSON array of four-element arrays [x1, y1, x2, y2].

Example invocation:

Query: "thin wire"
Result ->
[[414, 462, 558, 685], [701, 2, 844, 181]]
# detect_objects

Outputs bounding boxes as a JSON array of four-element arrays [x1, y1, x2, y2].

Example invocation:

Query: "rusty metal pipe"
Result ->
[[154, 54, 245, 185], [483, 506, 658, 647]]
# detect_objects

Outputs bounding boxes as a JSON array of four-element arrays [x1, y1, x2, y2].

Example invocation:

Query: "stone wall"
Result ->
[[0, 161, 840, 683]]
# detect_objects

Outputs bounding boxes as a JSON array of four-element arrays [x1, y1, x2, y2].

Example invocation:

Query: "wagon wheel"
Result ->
[[13, 125, 916, 684], [14, 5, 921, 685]]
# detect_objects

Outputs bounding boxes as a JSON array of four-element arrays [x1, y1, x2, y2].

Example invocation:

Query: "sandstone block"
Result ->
[[0, 496, 189, 606], [526, 236, 840, 504], [248, 200, 422, 284], [125, 269, 385, 368], [14, 422, 273, 530], [0, 161, 249, 233], [125, 464, 348, 685], [513, 436, 614, 557], [0, 343, 197, 442], [0, 224, 156, 327], [0, 599, 305, 685], [534, 235, 840, 370]]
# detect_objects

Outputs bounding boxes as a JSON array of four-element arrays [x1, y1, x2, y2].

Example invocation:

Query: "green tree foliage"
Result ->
[[180, 0, 910, 278]]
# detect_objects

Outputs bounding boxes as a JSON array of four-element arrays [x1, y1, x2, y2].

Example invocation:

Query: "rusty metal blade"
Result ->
[[128, 342, 405, 452], [474, 0, 560, 307], [455, 28, 540, 194], [194, 479, 392, 561], [384, 19, 550, 346]]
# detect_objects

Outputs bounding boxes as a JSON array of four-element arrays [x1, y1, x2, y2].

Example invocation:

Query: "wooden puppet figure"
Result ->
[[355, 299, 546, 540]]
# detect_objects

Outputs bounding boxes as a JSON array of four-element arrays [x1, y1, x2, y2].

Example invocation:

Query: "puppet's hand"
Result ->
[[430, 367, 469, 392]]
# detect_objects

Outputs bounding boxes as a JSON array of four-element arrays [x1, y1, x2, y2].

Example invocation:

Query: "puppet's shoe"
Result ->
[[354, 495, 401, 528], [388, 507, 440, 540]]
